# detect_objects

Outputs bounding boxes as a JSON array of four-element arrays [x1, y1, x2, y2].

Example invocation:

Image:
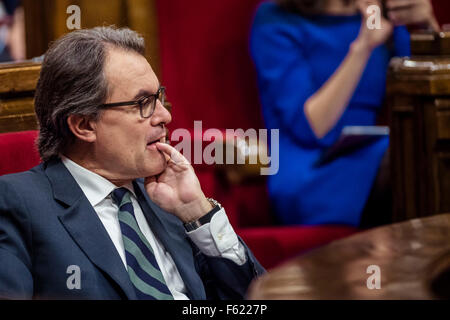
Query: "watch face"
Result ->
[[206, 198, 221, 209]]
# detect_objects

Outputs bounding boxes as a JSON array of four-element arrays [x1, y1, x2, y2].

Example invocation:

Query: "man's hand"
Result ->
[[144, 142, 212, 223], [385, 0, 440, 31]]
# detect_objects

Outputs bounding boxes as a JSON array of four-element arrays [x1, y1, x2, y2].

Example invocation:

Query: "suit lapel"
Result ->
[[133, 180, 206, 300], [45, 159, 136, 300]]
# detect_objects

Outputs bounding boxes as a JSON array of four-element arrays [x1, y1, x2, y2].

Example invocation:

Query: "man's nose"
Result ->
[[151, 99, 172, 126]]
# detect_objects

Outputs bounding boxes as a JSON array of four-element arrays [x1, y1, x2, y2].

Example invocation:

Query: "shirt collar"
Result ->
[[61, 155, 136, 207]]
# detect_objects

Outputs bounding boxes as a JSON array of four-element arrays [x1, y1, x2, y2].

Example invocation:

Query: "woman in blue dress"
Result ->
[[250, 0, 439, 227]]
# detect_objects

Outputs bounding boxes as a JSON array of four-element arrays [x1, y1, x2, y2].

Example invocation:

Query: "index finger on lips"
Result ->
[[156, 142, 190, 165]]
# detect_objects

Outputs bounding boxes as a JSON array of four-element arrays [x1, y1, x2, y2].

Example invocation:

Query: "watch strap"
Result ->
[[184, 199, 222, 232]]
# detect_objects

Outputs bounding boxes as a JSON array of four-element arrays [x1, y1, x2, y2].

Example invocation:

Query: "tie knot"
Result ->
[[112, 187, 129, 206]]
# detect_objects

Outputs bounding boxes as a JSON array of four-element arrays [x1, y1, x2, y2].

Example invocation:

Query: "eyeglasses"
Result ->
[[101, 86, 166, 118]]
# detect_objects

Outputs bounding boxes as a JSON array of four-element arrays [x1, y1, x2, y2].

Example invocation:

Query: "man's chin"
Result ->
[[142, 158, 167, 178]]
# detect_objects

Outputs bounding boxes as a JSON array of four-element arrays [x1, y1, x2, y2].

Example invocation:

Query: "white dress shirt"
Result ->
[[61, 156, 246, 300]]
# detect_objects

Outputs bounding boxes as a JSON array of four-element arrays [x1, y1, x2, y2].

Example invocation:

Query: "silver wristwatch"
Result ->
[[183, 198, 222, 232]]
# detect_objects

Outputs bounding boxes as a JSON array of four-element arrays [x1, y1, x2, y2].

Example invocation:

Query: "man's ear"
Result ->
[[67, 114, 97, 143]]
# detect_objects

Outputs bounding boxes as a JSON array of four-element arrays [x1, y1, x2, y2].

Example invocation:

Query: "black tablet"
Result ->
[[314, 126, 389, 167]]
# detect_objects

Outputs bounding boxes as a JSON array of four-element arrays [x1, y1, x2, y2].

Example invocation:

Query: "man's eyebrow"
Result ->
[[133, 89, 152, 100], [133, 84, 161, 100]]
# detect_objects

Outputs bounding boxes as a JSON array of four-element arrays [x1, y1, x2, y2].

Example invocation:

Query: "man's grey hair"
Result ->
[[34, 26, 146, 162]]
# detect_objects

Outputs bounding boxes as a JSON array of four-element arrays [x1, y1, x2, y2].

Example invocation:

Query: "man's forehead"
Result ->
[[104, 47, 159, 97]]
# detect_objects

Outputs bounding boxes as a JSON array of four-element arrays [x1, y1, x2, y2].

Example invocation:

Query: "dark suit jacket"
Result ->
[[0, 159, 265, 299]]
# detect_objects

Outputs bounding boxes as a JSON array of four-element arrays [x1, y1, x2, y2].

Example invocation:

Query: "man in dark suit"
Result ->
[[0, 26, 265, 299]]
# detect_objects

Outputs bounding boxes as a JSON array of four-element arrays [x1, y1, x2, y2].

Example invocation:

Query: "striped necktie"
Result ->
[[112, 187, 173, 300]]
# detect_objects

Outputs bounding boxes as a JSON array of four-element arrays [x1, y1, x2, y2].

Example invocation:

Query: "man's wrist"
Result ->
[[183, 198, 222, 232], [177, 196, 213, 223]]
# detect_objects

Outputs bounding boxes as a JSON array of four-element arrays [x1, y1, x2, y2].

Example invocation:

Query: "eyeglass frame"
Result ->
[[100, 86, 166, 119]]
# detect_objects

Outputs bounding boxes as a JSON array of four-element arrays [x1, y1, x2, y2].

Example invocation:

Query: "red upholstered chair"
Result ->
[[0, 1, 448, 271], [156, 0, 358, 269], [0, 134, 356, 270], [0, 130, 40, 176], [432, 0, 450, 26]]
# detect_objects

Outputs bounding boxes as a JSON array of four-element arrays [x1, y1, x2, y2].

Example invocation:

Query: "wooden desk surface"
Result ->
[[247, 214, 450, 300]]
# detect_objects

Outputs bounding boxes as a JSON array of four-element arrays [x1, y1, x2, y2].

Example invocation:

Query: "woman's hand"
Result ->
[[144, 142, 212, 223], [304, 0, 391, 139], [385, 0, 440, 32], [355, 0, 394, 52]]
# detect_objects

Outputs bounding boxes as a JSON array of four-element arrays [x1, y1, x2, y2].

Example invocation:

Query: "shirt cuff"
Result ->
[[186, 208, 247, 266]]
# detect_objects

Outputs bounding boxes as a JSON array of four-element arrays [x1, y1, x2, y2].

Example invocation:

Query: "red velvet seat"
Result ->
[[432, 0, 450, 26], [0, 0, 448, 272], [156, 0, 358, 269], [0, 129, 357, 270], [0, 130, 40, 176]]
